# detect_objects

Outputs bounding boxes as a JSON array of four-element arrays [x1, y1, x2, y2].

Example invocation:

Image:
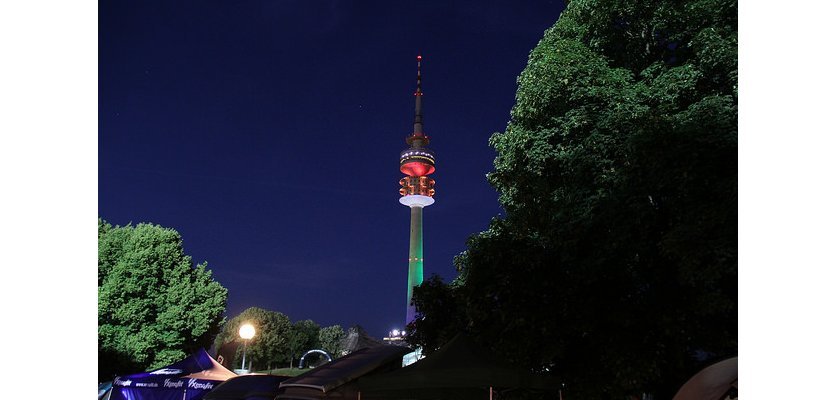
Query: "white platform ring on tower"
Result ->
[[399, 195, 435, 207]]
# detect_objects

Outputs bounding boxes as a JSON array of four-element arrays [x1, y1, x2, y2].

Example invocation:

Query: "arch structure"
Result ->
[[298, 349, 334, 369]]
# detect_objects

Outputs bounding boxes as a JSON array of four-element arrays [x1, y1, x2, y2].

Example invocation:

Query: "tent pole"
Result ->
[[490, 386, 493, 400]]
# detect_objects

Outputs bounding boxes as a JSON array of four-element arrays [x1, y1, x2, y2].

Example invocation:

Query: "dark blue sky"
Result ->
[[99, 0, 566, 338]]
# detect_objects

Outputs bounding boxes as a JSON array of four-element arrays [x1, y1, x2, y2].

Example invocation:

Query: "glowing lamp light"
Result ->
[[238, 323, 256, 372], [239, 323, 256, 340]]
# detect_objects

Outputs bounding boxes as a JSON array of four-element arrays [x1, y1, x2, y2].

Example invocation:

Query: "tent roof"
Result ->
[[115, 348, 236, 383], [110, 349, 238, 400], [357, 333, 559, 397], [204, 374, 291, 400], [393, 333, 511, 371], [672, 357, 737, 400], [278, 345, 410, 395], [184, 351, 238, 381], [118, 349, 234, 381], [340, 325, 385, 353]]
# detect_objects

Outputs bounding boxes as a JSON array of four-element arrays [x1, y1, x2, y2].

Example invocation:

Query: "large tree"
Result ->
[[318, 325, 346, 356], [98, 219, 228, 381], [405, 274, 466, 354], [213, 307, 294, 370], [288, 319, 321, 367], [412, 0, 736, 398]]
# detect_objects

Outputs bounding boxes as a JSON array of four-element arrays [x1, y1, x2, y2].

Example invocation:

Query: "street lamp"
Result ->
[[239, 323, 256, 371], [385, 328, 404, 343]]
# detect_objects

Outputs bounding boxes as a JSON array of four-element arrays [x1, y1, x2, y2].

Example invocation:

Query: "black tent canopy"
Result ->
[[672, 357, 738, 400], [357, 334, 559, 400], [204, 374, 291, 400], [277, 345, 410, 400]]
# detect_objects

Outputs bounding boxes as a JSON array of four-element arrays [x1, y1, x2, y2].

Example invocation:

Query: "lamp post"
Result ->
[[239, 323, 256, 372]]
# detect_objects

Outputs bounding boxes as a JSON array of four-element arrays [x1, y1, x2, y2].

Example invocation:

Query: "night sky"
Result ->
[[99, 0, 567, 338]]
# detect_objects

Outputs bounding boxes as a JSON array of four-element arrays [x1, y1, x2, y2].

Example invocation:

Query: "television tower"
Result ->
[[398, 55, 436, 325]]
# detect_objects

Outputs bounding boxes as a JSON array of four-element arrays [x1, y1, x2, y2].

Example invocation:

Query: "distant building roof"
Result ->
[[339, 325, 385, 354]]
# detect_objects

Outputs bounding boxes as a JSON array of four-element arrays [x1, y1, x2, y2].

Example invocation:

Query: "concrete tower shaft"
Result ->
[[405, 204, 424, 324]]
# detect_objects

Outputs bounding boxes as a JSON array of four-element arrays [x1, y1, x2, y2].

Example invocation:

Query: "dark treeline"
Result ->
[[407, 0, 737, 398]]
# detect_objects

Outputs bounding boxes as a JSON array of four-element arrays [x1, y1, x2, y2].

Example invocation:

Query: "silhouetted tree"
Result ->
[[412, 0, 737, 397], [405, 274, 466, 354]]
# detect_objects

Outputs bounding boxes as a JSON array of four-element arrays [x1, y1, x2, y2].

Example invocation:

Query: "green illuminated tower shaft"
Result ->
[[406, 204, 425, 323], [398, 55, 436, 325]]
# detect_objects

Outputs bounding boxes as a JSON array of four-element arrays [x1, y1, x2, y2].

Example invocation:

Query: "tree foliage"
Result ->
[[411, 0, 736, 398], [213, 307, 293, 370], [98, 219, 228, 381], [318, 325, 346, 356], [289, 319, 321, 366], [405, 274, 466, 354]]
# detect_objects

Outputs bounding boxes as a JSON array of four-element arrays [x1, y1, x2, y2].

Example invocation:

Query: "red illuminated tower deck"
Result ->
[[399, 55, 435, 325]]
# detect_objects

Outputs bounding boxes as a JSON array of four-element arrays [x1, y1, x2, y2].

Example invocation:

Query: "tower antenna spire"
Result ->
[[413, 54, 423, 135]]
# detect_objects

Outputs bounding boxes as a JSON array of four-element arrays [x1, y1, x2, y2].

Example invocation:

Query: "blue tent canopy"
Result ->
[[109, 349, 237, 400]]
